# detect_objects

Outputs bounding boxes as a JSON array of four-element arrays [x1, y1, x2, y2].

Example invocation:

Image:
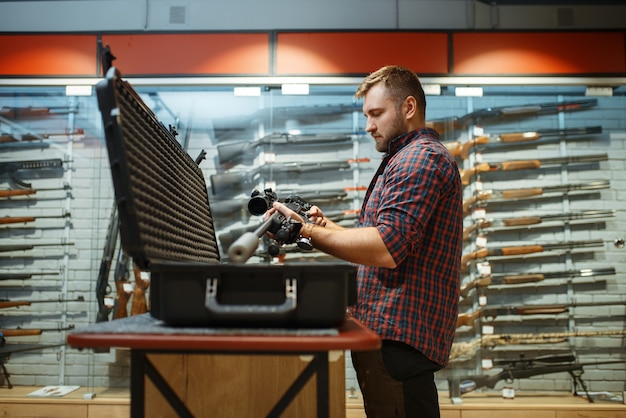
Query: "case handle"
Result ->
[[204, 277, 297, 315]]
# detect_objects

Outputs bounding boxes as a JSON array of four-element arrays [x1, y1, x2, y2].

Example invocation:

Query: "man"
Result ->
[[271, 65, 462, 417]]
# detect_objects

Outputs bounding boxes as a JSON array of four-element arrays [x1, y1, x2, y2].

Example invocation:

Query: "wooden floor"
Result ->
[[1, 386, 625, 417]]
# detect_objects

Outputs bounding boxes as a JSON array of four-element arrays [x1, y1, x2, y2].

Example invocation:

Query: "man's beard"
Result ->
[[375, 110, 407, 153]]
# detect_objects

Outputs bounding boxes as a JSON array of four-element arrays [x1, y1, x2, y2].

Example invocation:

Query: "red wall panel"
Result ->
[[453, 32, 626, 75], [0, 35, 97, 76], [101, 33, 270, 76], [276, 32, 449, 75]]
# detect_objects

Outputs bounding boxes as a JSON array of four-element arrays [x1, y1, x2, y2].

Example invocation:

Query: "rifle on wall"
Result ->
[[0, 324, 75, 337], [428, 98, 598, 134], [0, 106, 76, 119], [0, 242, 74, 253], [459, 267, 616, 298], [450, 329, 626, 362], [112, 247, 131, 320], [130, 264, 149, 316], [459, 153, 608, 186], [95, 204, 119, 323], [216, 132, 361, 165], [0, 271, 60, 281], [463, 180, 610, 215], [0, 158, 64, 188], [210, 158, 369, 195], [212, 103, 362, 134], [448, 353, 624, 401], [0, 184, 71, 199], [445, 126, 602, 160], [0, 296, 84, 309], [0, 211, 70, 225], [463, 210, 615, 240], [456, 298, 625, 328], [461, 239, 604, 269], [0, 129, 84, 144]]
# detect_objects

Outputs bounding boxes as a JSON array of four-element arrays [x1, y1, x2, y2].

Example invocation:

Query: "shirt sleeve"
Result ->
[[375, 143, 445, 264]]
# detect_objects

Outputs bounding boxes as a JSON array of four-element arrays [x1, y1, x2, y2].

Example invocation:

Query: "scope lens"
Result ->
[[248, 197, 269, 215]]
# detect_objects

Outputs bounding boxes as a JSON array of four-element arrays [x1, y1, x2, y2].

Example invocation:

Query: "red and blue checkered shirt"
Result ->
[[349, 127, 463, 367]]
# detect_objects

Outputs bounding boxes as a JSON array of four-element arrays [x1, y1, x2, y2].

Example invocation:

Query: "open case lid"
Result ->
[[96, 67, 220, 269]]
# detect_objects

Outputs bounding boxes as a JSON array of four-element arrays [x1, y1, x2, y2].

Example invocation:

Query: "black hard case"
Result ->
[[96, 67, 356, 328]]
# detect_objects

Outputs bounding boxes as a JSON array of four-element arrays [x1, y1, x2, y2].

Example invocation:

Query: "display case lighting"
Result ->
[[233, 86, 261, 96], [423, 84, 441, 96], [281, 83, 310, 95], [455, 87, 483, 97], [585, 86, 613, 97], [65, 85, 92, 96]]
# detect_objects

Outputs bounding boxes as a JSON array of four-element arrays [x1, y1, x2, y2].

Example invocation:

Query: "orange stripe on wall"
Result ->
[[0, 35, 97, 76], [453, 32, 626, 75], [276, 32, 449, 76], [101, 33, 270, 76]]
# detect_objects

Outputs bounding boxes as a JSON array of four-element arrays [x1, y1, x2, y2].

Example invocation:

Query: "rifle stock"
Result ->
[[0, 212, 70, 225], [112, 248, 131, 320], [130, 264, 149, 316]]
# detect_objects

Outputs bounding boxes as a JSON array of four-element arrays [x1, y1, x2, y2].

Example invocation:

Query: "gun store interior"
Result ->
[[1, 2, 626, 417]]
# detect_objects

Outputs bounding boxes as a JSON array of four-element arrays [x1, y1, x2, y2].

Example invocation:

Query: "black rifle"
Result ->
[[461, 239, 604, 269], [429, 99, 598, 133], [457, 298, 625, 328], [95, 204, 119, 323], [227, 189, 315, 262], [210, 187, 351, 217], [445, 125, 602, 160], [463, 180, 610, 215], [0, 158, 64, 188], [0, 296, 84, 309], [0, 343, 64, 388], [0, 242, 74, 253], [216, 132, 360, 165], [0, 271, 60, 281], [212, 103, 362, 134], [448, 353, 624, 402], [463, 210, 615, 240], [459, 153, 607, 186], [460, 267, 616, 298], [210, 158, 369, 195]]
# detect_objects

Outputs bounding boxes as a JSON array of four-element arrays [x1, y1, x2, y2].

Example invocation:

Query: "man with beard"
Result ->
[[271, 65, 463, 418]]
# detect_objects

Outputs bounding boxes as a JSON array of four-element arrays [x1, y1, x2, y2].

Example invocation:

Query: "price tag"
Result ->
[[476, 235, 488, 248], [473, 126, 484, 137], [472, 208, 486, 220], [481, 358, 493, 369], [482, 325, 494, 335], [477, 262, 491, 276], [478, 295, 487, 306]]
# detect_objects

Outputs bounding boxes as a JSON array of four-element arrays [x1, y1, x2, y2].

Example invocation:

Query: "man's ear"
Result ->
[[404, 95, 417, 120]]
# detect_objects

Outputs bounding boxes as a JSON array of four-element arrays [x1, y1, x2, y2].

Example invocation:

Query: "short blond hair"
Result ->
[[355, 65, 426, 119]]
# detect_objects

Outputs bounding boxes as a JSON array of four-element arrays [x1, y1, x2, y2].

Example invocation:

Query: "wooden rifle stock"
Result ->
[[1, 325, 75, 337], [460, 160, 541, 185], [0, 296, 84, 309], [130, 264, 149, 316]]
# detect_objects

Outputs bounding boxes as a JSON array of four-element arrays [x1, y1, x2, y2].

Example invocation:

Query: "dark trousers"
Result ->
[[351, 340, 441, 418]]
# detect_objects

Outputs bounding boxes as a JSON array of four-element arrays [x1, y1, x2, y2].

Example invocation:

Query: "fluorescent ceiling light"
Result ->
[[234, 86, 261, 96], [281, 84, 309, 95], [455, 87, 483, 97]]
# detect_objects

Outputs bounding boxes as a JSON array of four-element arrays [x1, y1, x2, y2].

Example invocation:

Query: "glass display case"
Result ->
[[1, 76, 624, 402]]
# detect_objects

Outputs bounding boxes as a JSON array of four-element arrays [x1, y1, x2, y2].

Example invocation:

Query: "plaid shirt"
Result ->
[[349, 127, 462, 367]]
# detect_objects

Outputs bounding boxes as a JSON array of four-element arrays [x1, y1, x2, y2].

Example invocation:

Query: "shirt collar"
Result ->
[[385, 127, 440, 157]]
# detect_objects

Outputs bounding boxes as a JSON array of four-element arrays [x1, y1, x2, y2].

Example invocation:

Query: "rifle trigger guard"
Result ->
[[204, 277, 298, 316]]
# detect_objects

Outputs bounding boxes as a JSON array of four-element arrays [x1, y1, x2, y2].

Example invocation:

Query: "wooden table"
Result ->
[[67, 314, 380, 418]]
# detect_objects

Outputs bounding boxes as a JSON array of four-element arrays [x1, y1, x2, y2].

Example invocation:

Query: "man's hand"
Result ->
[[270, 201, 327, 227]]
